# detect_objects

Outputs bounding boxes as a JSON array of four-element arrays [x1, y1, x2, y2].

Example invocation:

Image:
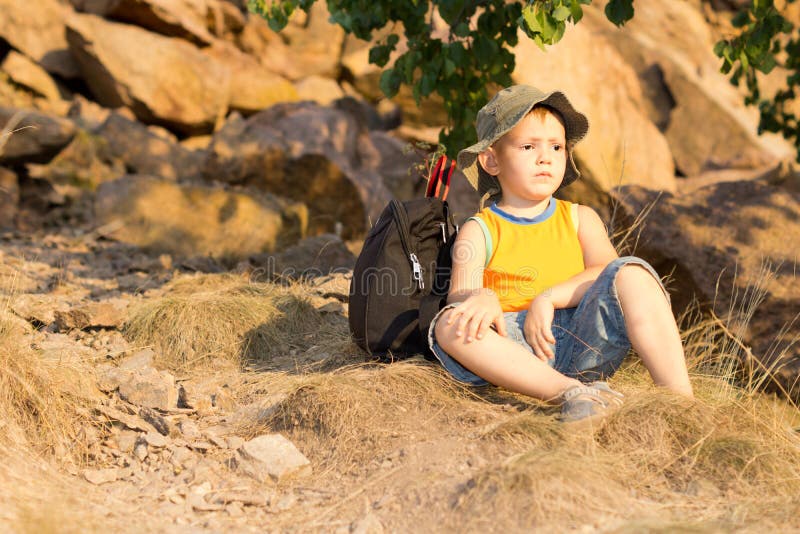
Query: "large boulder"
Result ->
[[512, 21, 676, 193], [203, 102, 393, 239], [585, 0, 790, 177], [0, 51, 62, 102], [0, 0, 80, 79], [0, 167, 18, 228], [26, 128, 125, 190], [94, 175, 308, 257], [202, 41, 298, 115], [96, 112, 204, 181], [65, 13, 230, 135], [611, 179, 800, 398], [70, 0, 216, 45], [0, 107, 76, 164]]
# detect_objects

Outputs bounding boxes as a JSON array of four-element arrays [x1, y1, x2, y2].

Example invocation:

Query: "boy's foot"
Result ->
[[558, 381, 624, 423]]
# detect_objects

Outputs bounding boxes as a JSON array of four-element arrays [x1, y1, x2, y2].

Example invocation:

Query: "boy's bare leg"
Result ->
[[435, 309, 581, 400], [615, 264, 694, 397]]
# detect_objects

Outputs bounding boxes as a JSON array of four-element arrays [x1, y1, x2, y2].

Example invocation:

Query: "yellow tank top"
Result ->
[[469, 198, 585, 312]]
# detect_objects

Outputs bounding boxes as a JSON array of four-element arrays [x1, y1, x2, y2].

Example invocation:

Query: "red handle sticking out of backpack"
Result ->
[[425, 155, 455, 202]]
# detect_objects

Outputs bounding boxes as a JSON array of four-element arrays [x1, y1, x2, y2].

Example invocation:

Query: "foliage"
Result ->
[[249, 0, 798, 161], [714, 0, 799, 161], [247, 0, 634, 155]]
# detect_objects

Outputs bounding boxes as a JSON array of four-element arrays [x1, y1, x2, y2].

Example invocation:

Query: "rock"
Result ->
[[203, 102, 393, 238], [9, 293, 71, 326], [94, 404, 159, 434], [351, 513, 384, 534], [0, 107, 77, 165], [95, 112, 204, 181], [118, 348, 155, 370], [66, 13, 230, 135], [53, 298, 129, 330], [118, 366, 178, 410], [235, 15, 302, 80], [178, 420, 202, 441], [116, 429, 139, 453], [83, 467, 123, 485], [226, 436, 244, 451], [584, 2, 789, 176], [0, 51, 62, 102], [134, 439, 148, 461], [71, 0, 215, 45], [139, 407, 172, 436], [236, 434, 311, 482], [177, 383, 213, 413], [0, 167, 19, 228], [94, 174, 307, 258], [275, 2, 346, 79], [26, 128, 126, 190], [96, 364, 128, 392], [295, 76, 345, 106], [511, 19, 676, 194], [202, 41, 298, 115], [0, 0, 80, 79], [611, 179, 800, 399], [144, 430, 169, 448], [260, 234, 356, 280], [210, 386, 238, 412]]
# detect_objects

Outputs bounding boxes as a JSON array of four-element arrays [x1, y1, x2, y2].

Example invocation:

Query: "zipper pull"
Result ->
[[409, 253, 424, 290], [439, 222, 447, 243]]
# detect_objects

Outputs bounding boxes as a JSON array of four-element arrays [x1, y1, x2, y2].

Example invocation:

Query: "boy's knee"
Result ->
[[434, 309, 459, 349], [614, 259, 670, 303]]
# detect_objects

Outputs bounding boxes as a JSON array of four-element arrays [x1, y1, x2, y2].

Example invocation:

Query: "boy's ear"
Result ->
[[477, 148, 499, 176]]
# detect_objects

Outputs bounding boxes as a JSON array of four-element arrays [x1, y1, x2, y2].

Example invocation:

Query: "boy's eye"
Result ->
[[552, 144, 563, 151], [521, 144, 534, 150]]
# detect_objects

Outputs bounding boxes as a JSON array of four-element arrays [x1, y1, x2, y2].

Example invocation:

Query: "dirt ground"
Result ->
[[2, 226, 800, 533]]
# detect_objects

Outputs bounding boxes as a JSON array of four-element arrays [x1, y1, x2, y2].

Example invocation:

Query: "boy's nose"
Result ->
[[537, 150, 551, 164]]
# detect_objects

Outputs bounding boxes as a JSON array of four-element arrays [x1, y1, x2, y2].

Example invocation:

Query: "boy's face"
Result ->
[[478, 110, 568, 203]]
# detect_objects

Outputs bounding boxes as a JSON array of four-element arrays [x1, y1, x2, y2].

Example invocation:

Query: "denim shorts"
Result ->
[[427, 256, 669, 386]]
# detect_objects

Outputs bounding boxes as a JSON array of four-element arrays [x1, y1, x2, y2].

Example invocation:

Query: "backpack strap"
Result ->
[[425, 155, 455, 202], [466, 216, 492, 268], [570, 202, 580, 233]]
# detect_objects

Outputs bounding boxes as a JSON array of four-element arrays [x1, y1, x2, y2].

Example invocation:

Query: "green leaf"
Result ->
[[605, 0, 634, 27], [553, 5, 571, 22], [731, 9, 750, 28], [453, 22, 470, 37], [521, 5, 542, 33], [569, 2, 584, 24], [379, 69, 401, 98]]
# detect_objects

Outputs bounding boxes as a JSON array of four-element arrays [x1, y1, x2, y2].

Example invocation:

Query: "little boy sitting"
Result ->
[[429, 85, 693, 422]]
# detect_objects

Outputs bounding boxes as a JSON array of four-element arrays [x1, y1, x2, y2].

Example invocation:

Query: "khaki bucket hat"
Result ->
[[457, 85, 589, 207]]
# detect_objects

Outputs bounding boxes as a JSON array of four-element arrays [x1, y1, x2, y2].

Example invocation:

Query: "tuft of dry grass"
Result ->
[[123, 273, 337, 372], [0, 300, 90, 462], [236, 360, 497, 465]]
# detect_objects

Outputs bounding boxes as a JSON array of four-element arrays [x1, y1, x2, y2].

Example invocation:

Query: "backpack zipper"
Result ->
[[390, 200, 425, 291]]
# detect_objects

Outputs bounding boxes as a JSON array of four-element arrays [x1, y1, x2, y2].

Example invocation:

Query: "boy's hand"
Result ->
[[524, 294, 556, 361], [446, 289, 507, 343]]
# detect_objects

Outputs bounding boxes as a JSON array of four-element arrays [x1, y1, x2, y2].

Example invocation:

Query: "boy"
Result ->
[[429, 85, 693, 422]]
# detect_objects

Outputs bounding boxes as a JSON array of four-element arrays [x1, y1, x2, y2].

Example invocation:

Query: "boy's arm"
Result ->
[[525, 205, 618, 360], [445, 219, 507, 340], [446, 219, 488, 304], [539, 205, 618, 309]]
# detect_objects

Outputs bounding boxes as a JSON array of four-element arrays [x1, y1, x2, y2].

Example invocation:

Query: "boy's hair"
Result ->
[[529, 104, 566, 130]]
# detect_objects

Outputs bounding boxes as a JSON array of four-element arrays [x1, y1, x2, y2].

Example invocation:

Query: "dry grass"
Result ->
[[226, 266, 800, 531], [0, 298, 90, 462], [0, 279, 102, 532], [236, 360, 497, 465], [123, 273, 341, 372]]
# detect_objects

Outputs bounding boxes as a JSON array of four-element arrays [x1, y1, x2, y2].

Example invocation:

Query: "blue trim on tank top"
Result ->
[[489, 197, 556, 224]]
